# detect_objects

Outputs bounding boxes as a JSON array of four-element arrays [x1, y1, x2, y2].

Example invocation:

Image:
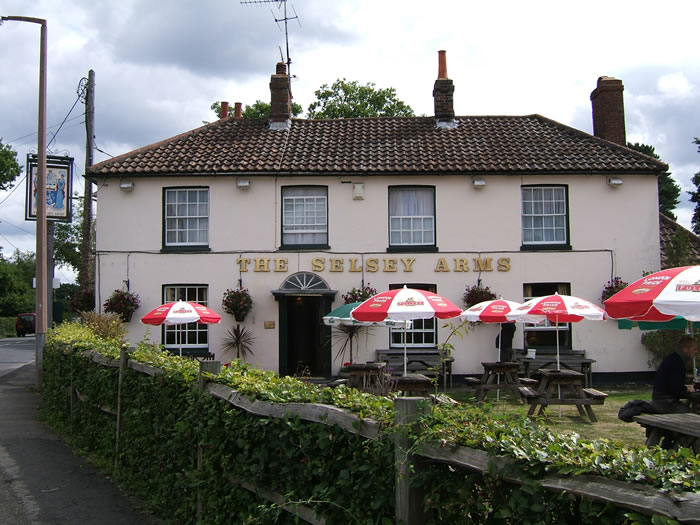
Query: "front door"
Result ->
[[284, 295, 325, 377]]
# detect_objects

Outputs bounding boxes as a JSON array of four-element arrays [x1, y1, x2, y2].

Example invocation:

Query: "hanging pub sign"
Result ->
[[25, 154, 74, 223]]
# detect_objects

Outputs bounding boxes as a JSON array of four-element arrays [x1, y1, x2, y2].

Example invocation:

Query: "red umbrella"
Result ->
[[507, 293, 605, 369], [351, 286, 461, 375], [603, 266, 700, 322], [141, 300, 221, 356]]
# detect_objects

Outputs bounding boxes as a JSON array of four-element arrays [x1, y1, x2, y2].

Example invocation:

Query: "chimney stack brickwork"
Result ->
[[234, 102, 242, 119], [270, 62, 291, 124], [590, 76, 626, 146], [220, 101, 229, 120], [433, 50, 455, 124]]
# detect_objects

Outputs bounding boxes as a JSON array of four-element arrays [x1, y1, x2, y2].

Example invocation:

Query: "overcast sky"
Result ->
[[1, 0, 699, 282]]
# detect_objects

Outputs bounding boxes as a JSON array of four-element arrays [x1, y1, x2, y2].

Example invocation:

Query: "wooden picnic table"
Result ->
[[634, 413, 700, 454], [475, 362, 526, 402], [523, 368, 607, 423]]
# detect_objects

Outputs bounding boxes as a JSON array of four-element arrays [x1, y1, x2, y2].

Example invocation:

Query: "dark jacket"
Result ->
[[652, 351, 689, 401]]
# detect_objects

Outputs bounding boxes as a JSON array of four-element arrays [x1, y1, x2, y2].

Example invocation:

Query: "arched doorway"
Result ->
[[272, 272, 336, 377]]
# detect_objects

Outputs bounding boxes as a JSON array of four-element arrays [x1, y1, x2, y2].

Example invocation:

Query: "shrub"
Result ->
[[80, 311, 128, 342]]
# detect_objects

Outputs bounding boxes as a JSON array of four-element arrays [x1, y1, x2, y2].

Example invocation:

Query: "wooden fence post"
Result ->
[[394, 397, 431, 525], [197, 360, 221, 522], [114, 346, 129, 471]]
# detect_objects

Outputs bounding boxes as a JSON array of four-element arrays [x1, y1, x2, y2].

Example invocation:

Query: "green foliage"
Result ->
[[53, 197, 86, 272], [462, 283, 497, 309], [221, 324, 255, 360], [663, 228, 697, 268], [0, 139, 21, 191], [0, 250, 35, 316], [221, 287, 253, 320], [80, 311, 127, 342], [628, 142, 680, 221], [41, 325, 698, 524], [641, 330, 697, 369], [210, 100, 303, 119], [307, 79, 414, 119]]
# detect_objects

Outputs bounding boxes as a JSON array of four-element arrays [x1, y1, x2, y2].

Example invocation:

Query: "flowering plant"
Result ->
[[222, 287, 253, 321], [342, 283, 377, 304], [462, 284, 497, 309], [601, 276, 628, 302], [103, 289, 140, 322]]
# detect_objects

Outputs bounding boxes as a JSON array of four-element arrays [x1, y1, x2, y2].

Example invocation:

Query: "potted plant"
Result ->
[[462, 283, 497, 309], [601, 276, 628, 302], [221, 324, 255, 360], [222, 287, 253, 322], [342, 283, 377, 304], [103, 289, 140, 322]]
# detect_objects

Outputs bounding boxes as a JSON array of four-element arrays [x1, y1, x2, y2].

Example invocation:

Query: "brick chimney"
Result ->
[[590, 76, 626, 145], [220, 101, 229, 120], [433, 50, 455, 128], [234, 102, 242, 119], [269, 62, 291, 128]]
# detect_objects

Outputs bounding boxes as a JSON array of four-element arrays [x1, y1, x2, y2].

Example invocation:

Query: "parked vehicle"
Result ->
[[15, 313, 35, 337]]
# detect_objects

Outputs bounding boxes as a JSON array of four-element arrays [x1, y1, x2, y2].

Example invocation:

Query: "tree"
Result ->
[[53, 198, 88, 273], [0, 250, 35, 316], [307, 79, 414, 119], [0, 139, 22, 191], [210, 100, 303, 119], [627, 142, 680, 220], [689, 138, 700, 234]]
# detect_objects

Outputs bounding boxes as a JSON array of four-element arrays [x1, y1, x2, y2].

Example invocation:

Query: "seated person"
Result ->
[[652, 335, 697, 415]]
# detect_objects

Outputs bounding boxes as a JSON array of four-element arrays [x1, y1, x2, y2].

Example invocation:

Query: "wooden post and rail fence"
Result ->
[[67, 349, 700, 524]]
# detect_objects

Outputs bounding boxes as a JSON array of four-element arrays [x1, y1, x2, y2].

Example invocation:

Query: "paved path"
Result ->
[[0, 360, 161, 524]]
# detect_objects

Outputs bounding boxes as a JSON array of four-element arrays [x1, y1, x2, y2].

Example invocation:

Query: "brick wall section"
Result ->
[[269, 62, 290, 123], [590, 76, 626, 146], [433, 78, 455, 121]]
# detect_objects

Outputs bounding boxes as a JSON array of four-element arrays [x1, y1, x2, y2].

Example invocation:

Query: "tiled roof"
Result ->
[[88, 115, 668, 177], [659, 212, 700, 268]]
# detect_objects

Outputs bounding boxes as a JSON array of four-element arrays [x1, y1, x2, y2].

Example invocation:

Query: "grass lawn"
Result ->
[[445, 387, 652, 447]]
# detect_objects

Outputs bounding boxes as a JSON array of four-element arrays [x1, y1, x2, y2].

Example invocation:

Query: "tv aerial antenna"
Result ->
[[240, 0, 301, 81]]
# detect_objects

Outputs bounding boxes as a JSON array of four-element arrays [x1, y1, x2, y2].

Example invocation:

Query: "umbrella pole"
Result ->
[[496, 323, 502, 401], [556, 314, 562, 417], [403, 325, 407, 376]]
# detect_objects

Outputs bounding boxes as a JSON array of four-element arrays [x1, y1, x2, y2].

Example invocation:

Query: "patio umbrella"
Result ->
[[323, 302, 411, 364], [141, 300, 222, 356], [603, 266, 700, 322], [351, 286, 461, 375], [507, 293, 605, 370]]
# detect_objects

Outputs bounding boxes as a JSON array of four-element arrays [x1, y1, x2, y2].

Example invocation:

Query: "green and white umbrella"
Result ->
[[323, 302, 411, 328]]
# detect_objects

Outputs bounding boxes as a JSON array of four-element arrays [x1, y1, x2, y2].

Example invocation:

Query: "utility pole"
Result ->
[[80, 70, 95, 300], [1, 16, 49, 380]]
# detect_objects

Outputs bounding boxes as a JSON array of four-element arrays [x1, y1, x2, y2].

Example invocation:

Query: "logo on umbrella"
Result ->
[[676, 282, 700, 292], [398, 297, 425, 307]]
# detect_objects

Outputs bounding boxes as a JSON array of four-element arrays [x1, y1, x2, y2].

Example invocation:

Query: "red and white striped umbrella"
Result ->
[[507, 293, 605, 369], [351, 286, 461, 375], [603, 266, 700, 322], [351, 286, 461, 323], [141, 301, 222, 326], [460, 298, 523, 323]]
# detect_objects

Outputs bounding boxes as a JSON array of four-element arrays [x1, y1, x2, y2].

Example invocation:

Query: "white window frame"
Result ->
[[523, 283, 571, 349], [389, 187, 435, 247], [521, 186, 567, 246], [162, 285, 211, 353], [164, 188, 209, 247], [282, 186, 328, 247], [388, 283, 437, 349]]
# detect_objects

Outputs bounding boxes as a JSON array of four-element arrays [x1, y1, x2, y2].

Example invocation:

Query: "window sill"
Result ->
[[279, 244, 330, 251], [386, 245, 438, 253], [520, 244, 571, 252], [161, 246, 211, 253]]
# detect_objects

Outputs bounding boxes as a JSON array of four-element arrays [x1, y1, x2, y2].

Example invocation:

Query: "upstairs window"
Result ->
[[282, 186, 328, 248], [521, 186, 569, 248], [164, 188, 209, 248], [389, 186, 435, 248]]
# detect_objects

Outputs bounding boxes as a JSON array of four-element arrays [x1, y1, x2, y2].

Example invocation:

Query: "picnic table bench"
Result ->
[[516, 348, 595, 387], [525, 369, 607, 422], [375, 349, 454, 387], [634, 413, 700, 454]]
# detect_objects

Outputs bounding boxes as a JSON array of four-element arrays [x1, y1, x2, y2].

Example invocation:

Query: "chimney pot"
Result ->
[[276, 62, 287, 75], [270, 62, 291, 125], [437, 50, 448, 79], [220, 101, 229, 120], [234, 102, 242, 119], [590, 76, 626, 145]]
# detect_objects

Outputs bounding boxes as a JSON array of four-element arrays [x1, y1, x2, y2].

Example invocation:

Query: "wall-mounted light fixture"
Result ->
[[607, 177, 623, 187], [352, 182, 365, 200], [472, 178, 486, 189], [236, 178, 250, 189], [119, 181, 134, 191]]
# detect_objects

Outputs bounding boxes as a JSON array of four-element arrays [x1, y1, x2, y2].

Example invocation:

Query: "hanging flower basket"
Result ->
[[222, 287, 253, 322], [601, 276, 628, 303], [462, 284, 497, 309], [342, 283, 377, 304], [103, 289, 140, 323]]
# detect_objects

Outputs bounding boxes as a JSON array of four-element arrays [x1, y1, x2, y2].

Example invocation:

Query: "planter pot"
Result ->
[[119, 311, 134, 323], [234, 313, 247, 323]]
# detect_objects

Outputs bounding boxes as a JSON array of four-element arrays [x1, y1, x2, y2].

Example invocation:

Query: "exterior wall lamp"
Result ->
[[607, 177, 623, 187], [472, 178, 486, 189], [236, 178, 250, 189], [119, 181, 134, 191]]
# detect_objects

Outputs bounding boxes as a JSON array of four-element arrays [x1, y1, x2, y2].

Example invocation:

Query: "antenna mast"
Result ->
[[240, 0, 300, 81]]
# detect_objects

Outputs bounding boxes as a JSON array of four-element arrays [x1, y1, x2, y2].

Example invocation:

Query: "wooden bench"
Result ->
[[375, 349, 454, 387], [518, 386, 539, 399], [516, 348, 595, 387], [582, 388, 608, 403]]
